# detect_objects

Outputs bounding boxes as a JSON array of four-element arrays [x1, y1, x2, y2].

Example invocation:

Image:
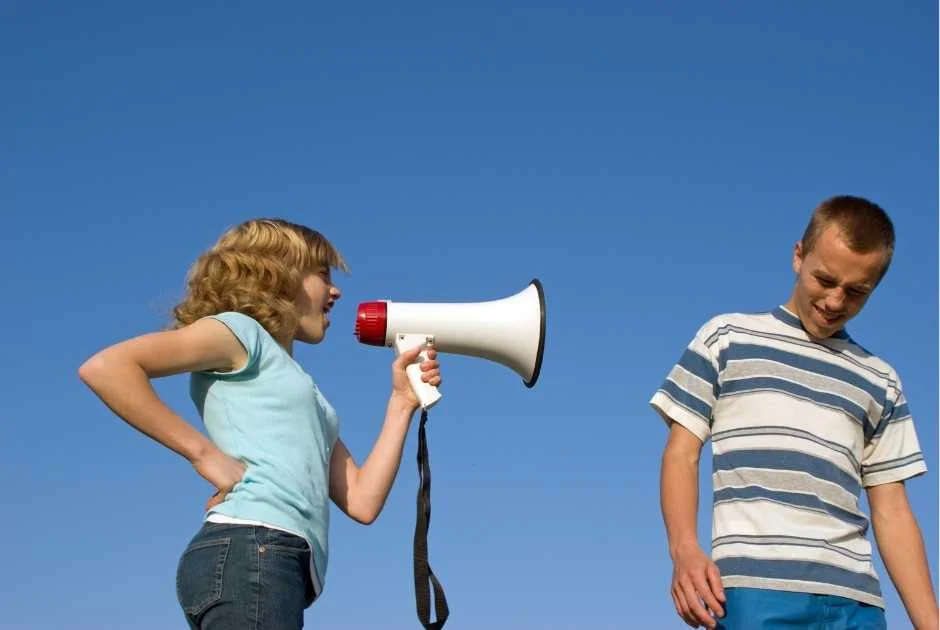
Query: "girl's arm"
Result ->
[[78, 317, 248, 494], [329, 346, 441, 525]]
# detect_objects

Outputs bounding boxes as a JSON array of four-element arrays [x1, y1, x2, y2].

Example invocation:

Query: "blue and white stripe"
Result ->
[[650, 306, 927, 608]]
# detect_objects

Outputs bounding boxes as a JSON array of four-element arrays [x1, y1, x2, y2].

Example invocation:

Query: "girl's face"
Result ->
[[294, 267, 341, 344]]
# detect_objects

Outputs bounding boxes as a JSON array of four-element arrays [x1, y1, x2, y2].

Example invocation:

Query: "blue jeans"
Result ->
[[176, 522, 314, 629], [716, 587, 886, 630]]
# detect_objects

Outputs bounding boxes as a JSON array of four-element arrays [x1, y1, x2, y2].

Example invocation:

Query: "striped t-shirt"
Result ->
[[649, 306, 926, 608]]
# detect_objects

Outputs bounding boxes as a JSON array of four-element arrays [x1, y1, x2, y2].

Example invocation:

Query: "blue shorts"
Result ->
[[176, 522, 314, 630], [716, 587, 886, 630]]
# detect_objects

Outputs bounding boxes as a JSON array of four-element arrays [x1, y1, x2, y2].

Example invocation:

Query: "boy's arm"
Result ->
[[662, 422, 725, 629], [867, 481, 939, 630]]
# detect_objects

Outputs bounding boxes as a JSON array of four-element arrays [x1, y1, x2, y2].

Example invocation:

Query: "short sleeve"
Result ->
[[861, 372, 927, 487], [649, 323, 721, 443], [203, 311, 265, 377]]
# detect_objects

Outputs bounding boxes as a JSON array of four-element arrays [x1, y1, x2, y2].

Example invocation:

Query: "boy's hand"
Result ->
[[671, 542, 725, 628]]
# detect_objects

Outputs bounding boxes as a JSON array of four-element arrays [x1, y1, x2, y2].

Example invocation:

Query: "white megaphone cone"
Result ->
[[354, 279, 547, 409]]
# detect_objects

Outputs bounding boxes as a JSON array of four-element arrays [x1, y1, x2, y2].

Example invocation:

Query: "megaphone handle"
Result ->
[[394, 333, 442, 410]]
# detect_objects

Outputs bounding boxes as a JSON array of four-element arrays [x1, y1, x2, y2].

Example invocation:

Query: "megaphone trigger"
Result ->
[[394, 333, 443, 411]]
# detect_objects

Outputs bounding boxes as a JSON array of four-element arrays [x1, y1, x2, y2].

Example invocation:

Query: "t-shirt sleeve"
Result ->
[[202, 311, 265, 377], [861, 372, 927, 487], [649, 323, 720, 443]]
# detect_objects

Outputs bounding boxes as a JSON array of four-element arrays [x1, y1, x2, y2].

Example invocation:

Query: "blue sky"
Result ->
[[3, 2, 936, 628]]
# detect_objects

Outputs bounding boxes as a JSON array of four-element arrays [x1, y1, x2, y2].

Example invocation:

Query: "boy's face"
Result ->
[[786, 224, 889, 340]]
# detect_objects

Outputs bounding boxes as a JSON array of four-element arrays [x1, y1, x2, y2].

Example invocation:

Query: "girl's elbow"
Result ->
[[79, 348, 134, 388], [352, 507, 379, 526], [345, 499, 380, 525], [78, 354, 106, 387]]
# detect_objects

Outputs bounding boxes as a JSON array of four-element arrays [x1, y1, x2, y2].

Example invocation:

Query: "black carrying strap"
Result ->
[[413, 409, 449, 629]]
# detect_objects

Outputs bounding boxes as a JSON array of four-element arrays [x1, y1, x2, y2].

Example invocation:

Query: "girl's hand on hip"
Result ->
[[192, 447, 246, 511]]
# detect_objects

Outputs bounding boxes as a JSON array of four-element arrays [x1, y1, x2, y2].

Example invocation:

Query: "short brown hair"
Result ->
[[801, 195, 895, 278], [172, 219, 348, 342]]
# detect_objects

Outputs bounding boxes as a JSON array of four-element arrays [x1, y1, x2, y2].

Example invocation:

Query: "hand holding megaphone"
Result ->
[[390, 337, 443, 410]]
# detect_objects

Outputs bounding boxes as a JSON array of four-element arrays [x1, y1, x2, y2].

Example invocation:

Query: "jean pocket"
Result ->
[[176, 537, 231, 616], [264, 529, 310, 552]]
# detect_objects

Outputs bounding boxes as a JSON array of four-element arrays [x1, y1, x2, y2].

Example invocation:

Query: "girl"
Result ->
[[79, 218, 442, 629]]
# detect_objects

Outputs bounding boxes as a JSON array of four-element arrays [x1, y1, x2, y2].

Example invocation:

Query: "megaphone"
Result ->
[[354, 279, 546, 628], [354, 279, 546, 409]]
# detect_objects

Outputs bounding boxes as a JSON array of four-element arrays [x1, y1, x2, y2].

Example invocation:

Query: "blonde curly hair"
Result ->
[[173, 218, 348, 342]]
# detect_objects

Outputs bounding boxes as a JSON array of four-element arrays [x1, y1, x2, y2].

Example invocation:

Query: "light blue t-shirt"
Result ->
[[190, 311, 340, 598]]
